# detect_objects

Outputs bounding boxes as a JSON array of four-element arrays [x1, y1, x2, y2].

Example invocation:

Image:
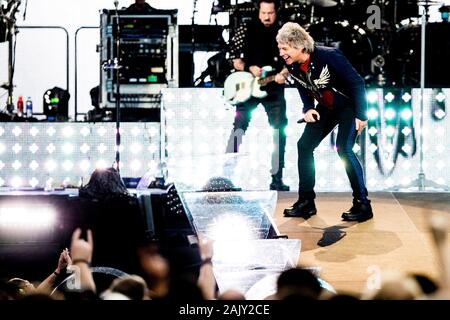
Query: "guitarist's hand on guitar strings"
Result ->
[[249, 65, 262, 77]]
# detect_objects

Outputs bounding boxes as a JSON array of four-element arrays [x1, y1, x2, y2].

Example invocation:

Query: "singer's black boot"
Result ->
[[341, 199, 373, 222]]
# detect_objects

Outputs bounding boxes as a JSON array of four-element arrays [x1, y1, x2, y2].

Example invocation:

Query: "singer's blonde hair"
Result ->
[[276, 22, 315, 53]]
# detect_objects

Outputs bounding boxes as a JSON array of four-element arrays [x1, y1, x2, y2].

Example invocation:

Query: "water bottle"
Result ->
[[25, 97, 33, 118]]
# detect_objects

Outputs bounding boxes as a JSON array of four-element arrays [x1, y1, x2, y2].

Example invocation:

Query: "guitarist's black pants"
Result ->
[[226, 91, 287, 177], [297, 104, 368, 201]]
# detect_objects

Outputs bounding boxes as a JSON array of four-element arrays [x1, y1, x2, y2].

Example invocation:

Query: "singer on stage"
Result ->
[[277, 22, 373, 222]]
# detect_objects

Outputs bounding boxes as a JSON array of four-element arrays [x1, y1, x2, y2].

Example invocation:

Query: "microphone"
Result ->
[[297, 113, 319, 124]]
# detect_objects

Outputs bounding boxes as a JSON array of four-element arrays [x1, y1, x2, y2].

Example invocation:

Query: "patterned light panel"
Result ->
[[162, 88, 449, 192], [0, 123, 161, 188]]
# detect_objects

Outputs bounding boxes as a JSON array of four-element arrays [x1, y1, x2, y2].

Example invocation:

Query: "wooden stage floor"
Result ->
[[273, 192, 450, 296]]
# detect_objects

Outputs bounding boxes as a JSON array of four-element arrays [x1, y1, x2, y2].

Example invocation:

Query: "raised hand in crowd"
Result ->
[[69, 228, 95, 293], [36, 248, 72, 293], [196, 234, 216, 300]]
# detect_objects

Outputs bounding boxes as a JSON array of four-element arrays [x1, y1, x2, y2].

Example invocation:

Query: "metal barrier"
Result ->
[[74, 26, 99, 121], [17, 26, 70, 92]]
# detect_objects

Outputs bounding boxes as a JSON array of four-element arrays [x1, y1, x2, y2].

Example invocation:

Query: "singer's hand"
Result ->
[[355, 118, 367, 135], [304, 109, 320, 123]]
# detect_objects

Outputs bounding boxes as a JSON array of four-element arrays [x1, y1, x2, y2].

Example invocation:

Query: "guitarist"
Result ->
[[226, 0, 290, 191]]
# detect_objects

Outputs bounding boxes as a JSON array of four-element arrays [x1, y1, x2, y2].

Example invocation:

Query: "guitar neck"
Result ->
[[258, 75, 276, 86]]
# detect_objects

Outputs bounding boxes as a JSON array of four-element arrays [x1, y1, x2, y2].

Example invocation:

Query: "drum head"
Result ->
[[391, 23, 421, 86], [392, 22, 450, 87]]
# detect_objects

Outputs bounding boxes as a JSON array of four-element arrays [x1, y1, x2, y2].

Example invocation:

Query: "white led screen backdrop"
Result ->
[[0, 89, 448, 191], [162, 88, 449, 192], [0, 123, 161, 188]]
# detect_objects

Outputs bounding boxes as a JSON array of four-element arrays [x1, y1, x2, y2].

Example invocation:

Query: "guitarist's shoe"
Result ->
[[270, 175, 290, 191], [283, 198, 317, 218]]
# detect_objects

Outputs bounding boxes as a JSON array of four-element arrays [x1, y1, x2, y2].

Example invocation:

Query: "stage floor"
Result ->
[[274, 192, 450, 296]]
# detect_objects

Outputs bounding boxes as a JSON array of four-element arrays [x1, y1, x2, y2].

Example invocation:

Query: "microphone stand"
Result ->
[[3, 0, 21, 114], [392, 0, 448, 191], [22, 0, 28, 20], [191, 0, 197, 86], [113, 0, 122, 172]]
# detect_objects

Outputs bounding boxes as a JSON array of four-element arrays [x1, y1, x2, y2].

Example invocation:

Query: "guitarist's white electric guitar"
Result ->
[[223, 70, 277, 105]]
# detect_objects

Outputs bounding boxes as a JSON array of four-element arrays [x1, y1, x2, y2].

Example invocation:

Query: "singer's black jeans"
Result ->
[[297, 104, 368, 201]]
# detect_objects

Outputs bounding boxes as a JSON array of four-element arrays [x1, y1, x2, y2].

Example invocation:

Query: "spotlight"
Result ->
[[384, 108, 396, 120], [384, 92, 395, 103], [434, 109, 446, 120], [367, 108, 379, 120], [43, 87, 70, 121], [400, 108, 413, 121], [401, 93, 412, 103], [367, 91, 378, 104], [0, 206, 56, 230]]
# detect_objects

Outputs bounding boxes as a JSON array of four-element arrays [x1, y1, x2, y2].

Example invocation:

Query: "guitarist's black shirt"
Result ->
[[229, 19, 285, 94]]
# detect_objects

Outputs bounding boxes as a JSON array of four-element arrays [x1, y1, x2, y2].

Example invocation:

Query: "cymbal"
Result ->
[[306, 0, 338, 7], [418, 0, 445, 5]]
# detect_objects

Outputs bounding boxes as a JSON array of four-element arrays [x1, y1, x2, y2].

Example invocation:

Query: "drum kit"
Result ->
[[223, 0, 449, 87], [282, 0, 449, 87]]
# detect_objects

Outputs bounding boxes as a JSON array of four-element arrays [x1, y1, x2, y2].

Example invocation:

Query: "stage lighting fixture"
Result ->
[[384, 92, 395, 103], [385, 125, 395, 137], [45, 160, 57, 172], [367, 91, 378, 104], [29, 143, 39, 154], [12, 143, 21, 154], [97, 127, 107, 137], [29, 127, 39, 136], [434, 114, 445, 123], [401, 92, 412, 103], [436, 92, 446, 103], [29, 177, 39, 188], [401, 127, 412, 136], [46, 127, 56, 136], [0, 205, 56, 232], [401, 109, 413, 121], [368, 127, 378, 136], [79, 127, 90, 137], [12, 160, 21, 170], [10, 176, 22, 189], [43, 87, 70, 121], [46, 143, 56, 154], [80, 143, 90, 154], [12, 126, 22, 136], [367, 108, 379, 120], [384, 108, 396, 120], [439, 5, 450, 22], [431, 90, 446, 121], [29, 160, 39, 171]]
